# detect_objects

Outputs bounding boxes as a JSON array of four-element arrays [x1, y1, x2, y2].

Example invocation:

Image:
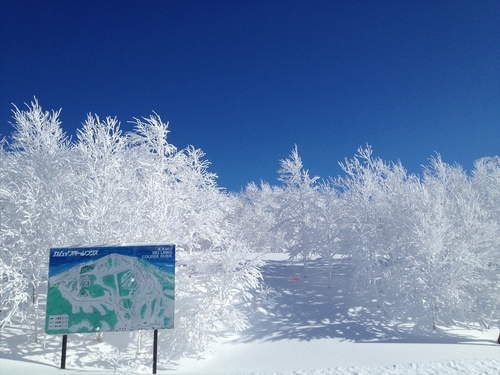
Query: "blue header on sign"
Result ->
[[48, 244, 175, 278]]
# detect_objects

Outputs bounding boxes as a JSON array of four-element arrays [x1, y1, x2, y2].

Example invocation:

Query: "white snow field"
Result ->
[[1, 254, 498, 375]]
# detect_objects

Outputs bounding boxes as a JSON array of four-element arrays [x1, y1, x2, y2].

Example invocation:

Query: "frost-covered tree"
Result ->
[[168, 237, 263, 359], [129, 114, 227, 248], [127, 113, 181, 242], [72, 114, 139, 245], [331, 148, 500, 328], [0, 99, 72, 341], [473, 156, 500, 224], [232, 181, 285, 254], [71, 114, 141, 342], [314, 184, 346, 289], [0, 141, 31, 329], [333, 145, 419, 310], [471, 156, 500, 326], [116, 113, 263, 360], [399, 156, 500, 329], [274, 145, 321, 277]]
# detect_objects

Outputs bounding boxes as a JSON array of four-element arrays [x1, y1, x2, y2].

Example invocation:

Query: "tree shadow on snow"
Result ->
[[234, 258, 496, 346], [0, 321, 154, 372], [0, 281, 155, 373]]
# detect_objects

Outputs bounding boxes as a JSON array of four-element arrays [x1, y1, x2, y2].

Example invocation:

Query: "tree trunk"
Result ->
[[302, 255, 308, 278], [327, 254, 332, 289], [32, 280, 39, 343], [137, 330, 142, 354]]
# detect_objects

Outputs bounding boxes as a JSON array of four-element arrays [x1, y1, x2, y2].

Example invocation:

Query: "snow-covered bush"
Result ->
[[72, 114, 139, 245], [233, 181, 286, 254], [0, 99, 73, 341], [252, 144, 499, 330], [314, 183, 346, 289], [332, 145, 420, 310], [0, 101, 263, 361], [168, 239, 263, 359], [126, 114, 265, 360], [401, 156, 500, 329], [273, 145, 321, 277], [330, 148, 500, 329]]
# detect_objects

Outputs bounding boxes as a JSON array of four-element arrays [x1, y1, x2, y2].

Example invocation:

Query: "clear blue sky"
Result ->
[[1, 0, 499, 191]]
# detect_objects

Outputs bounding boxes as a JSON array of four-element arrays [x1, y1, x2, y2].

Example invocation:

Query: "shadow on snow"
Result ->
[[234, 257, 496, 346], [1, 257, 496, 371]]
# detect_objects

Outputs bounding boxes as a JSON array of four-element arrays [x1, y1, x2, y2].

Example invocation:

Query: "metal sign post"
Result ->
[[153, 329, 158, 374], [61, 334, 68, 369]]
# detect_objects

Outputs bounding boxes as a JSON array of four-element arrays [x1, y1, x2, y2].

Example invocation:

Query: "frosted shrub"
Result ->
[[274, 145, 321, 277], [333, 145, 420, 311], [233, 181, 286, 253], [0, 102, 264, 362], [0, 99, 73, 341], [168, 240, 263, 360], [403, 156, 500, 329]]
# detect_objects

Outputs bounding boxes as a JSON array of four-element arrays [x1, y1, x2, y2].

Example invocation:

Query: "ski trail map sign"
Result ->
[[45, 244, 175, 335]]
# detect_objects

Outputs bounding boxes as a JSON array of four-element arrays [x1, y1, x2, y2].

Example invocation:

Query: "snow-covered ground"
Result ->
[[1, 254, 498, 374]]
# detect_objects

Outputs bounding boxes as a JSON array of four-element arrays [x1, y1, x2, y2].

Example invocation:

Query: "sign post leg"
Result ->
[[61, 334, 68, 369], [153, 329, 158, 374]]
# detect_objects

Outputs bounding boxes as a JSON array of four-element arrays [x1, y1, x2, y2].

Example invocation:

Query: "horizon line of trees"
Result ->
[[1, 99, 499, 363]]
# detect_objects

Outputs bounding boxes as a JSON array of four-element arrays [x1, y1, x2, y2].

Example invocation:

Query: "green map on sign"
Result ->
[[45, 253, 174, 334]]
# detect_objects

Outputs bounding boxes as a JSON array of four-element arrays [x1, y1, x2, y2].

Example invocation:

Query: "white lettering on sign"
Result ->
[[48, 314, 69, 330], [52, 250, 99, 257], [142, 254, 159, 259]]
